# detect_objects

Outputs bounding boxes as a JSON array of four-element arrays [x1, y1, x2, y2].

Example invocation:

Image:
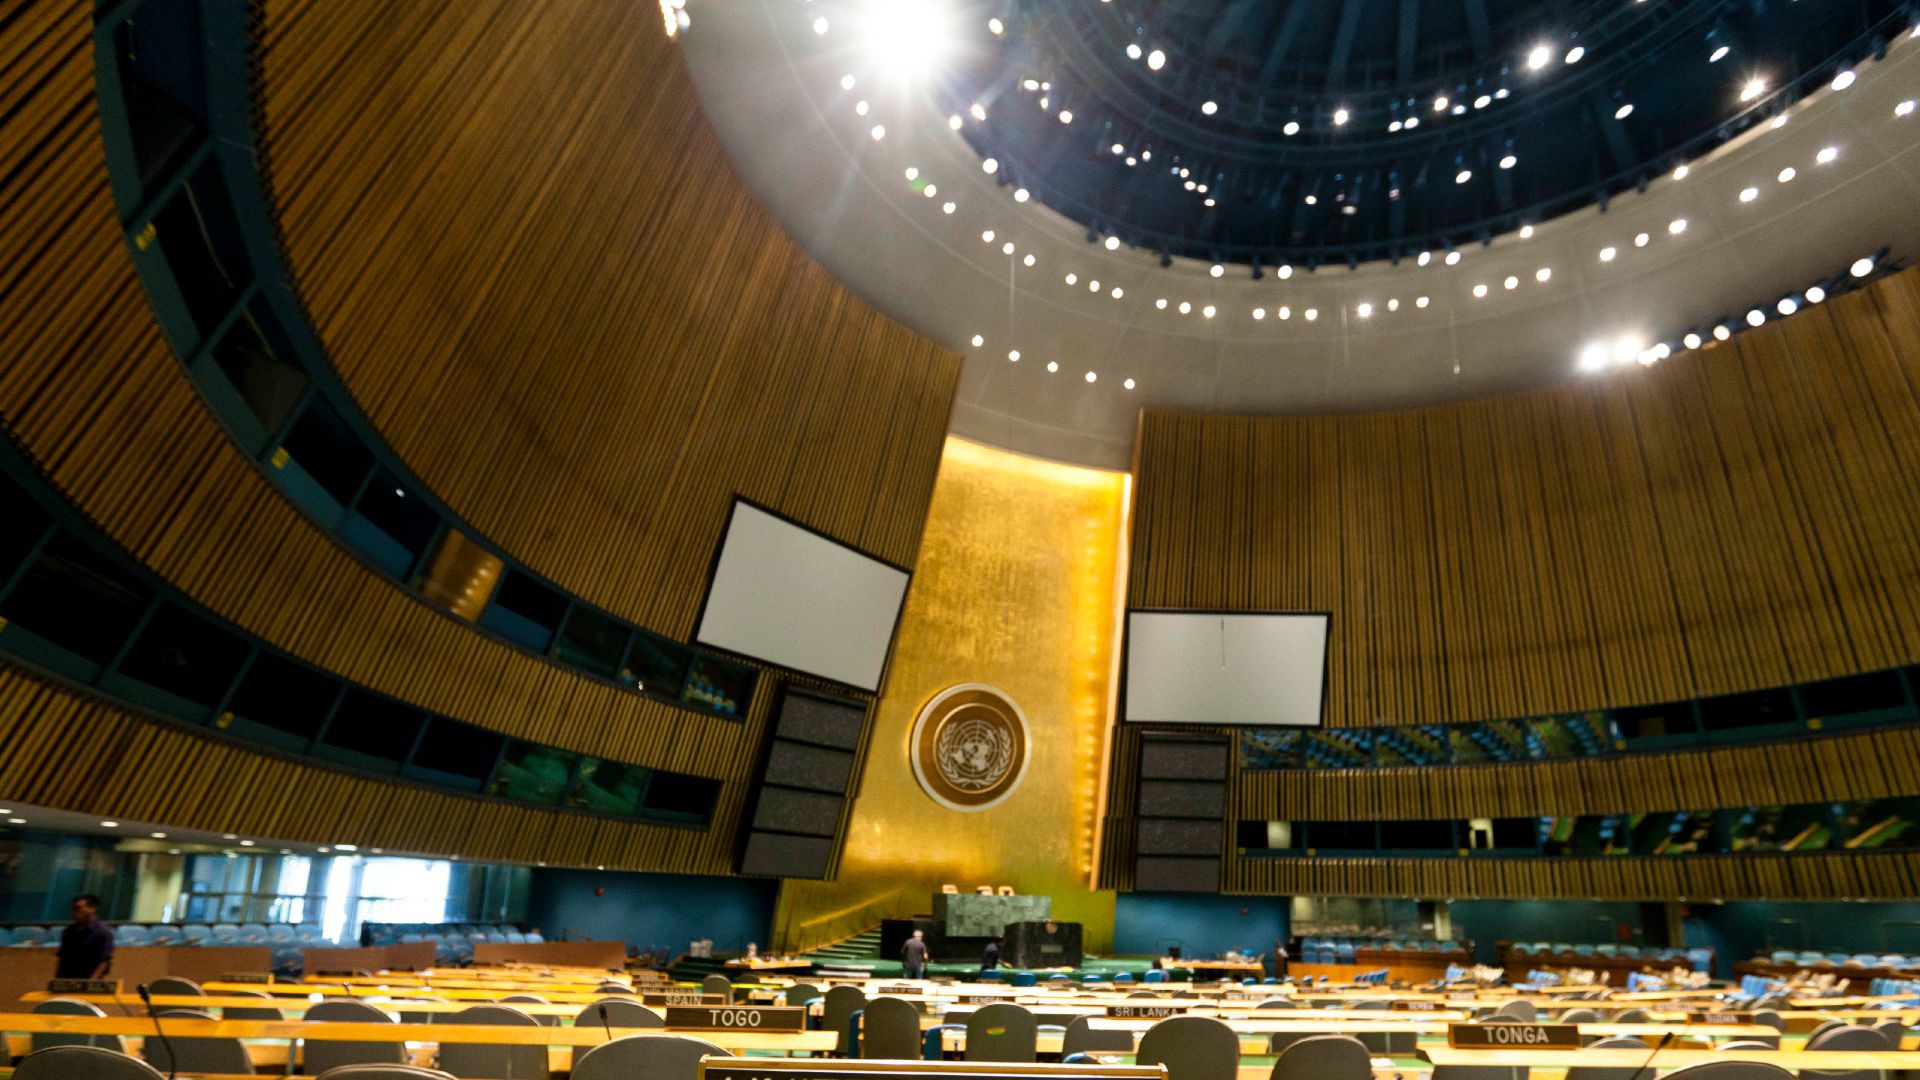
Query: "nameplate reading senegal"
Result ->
[[1686, 1011, 1754, 1025], [961, 994, 1010, 1004], [665, 1005, 806, 1031], [1107, 1004, 1183, 1018], [1447, 1024, 1581, 1049], [641, 991, 728, 1006], [222, 972, 274, 985], [48, 979, 119, 995]]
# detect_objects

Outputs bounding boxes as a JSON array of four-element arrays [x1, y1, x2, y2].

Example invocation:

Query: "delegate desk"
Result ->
[[1420, 1046, 1920, 1072], [1160, 959, 1266, 979]]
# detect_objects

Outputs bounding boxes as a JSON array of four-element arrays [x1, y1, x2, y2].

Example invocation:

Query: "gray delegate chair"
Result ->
[[1803, 1023, 1892, 1080], [573, 1033, 729, 1080], [141, 1009, 254, 1075], [316, 1069, 458, 1080], [703, 974, 733, 1000], [147, 976, 203, 998], [437, 1005, 547, 1080], [1128, 990, 1163, 999], [303, 998, 410, 1074], [1871, 1020, 1905, 1047], [572, 999, 664, 1067], [1613, 1009, 1651, 1024], [1256, 999, 1295, 1010], [861, 997, 924, 1059], [501, 994, 558, 1027], [1565, 1036, 1653, 1080], [1657, 1061, 1795, 1080], [823, 986, 866, 1055], [30, 998, 128, 1054], [783, 982, 820, 1006], [1137, 1016, 1241, 1080], [320, 1060, 462, 1068], [1808, 1020, 1855, 1042], [15, 1046, 166, 1080], [221, 989, 282, 1021], [1557, 1008, 1602, 1024], [1269, 1034, 1372, 1080], [966, 1003, 1039, 1062], [1494, 1000, 1538, 1023], [1063, 1015, 1134, 1056]]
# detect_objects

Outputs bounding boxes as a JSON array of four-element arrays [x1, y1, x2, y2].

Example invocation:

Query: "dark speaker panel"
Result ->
[[1134, 856, 1223, 892], [1137, 817, 1223, 855]]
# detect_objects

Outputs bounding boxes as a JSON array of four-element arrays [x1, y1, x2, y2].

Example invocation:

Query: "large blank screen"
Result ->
[[1124, 612, 1328, 726], [695, 501, 910, 692]]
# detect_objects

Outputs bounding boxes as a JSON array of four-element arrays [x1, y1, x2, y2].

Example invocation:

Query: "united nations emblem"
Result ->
[[909, 684, 1029, 812]]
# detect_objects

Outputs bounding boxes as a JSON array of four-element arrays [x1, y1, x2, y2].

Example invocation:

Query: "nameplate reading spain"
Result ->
[[642, 991, 728, 1006], [666, 1005, 806, 1031], [47, 979, 119, 995], [1447, 1024, 1581, 1049], [1108, 1004, 1184, 1018]]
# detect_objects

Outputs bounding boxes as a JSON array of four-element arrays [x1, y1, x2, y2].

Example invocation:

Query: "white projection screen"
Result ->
[[694, 500, 911, 692], [1124, 611, 1330, 726]]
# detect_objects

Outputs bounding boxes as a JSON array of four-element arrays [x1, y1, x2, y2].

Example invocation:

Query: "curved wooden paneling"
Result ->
[[255, 0, 960, 641], [1232, 725, 1920, 821], [1131, 270, 1920, 726], [0, 662, 743, 872], [1227, 851, 1920, 901]]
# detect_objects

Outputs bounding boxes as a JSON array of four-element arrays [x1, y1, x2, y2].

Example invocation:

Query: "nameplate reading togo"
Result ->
[[222, 972, 274, 985], [1687, 1011, 1754, 1025], [665, 1005, 806, 1031], [47, 979, 119, 995], [1393, 1000, 1443, 1011], [1447, 1024, 1581, 1049], [1108, 1004, 1184, 1018], [641, 991, 728, 1006]]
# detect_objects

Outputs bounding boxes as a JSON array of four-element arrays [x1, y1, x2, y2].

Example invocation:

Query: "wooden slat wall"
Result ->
[[1232, 724, 1920, 820], [1226, 851, 1920, 902], [254, 0, 960, 642], [0, 661, 748, 872], [1131, 269, 1920, 727]]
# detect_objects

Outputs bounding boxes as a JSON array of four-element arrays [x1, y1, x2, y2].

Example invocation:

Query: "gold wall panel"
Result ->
[[1130, 269, 1920, 727], [775, 439, 1129, 954]]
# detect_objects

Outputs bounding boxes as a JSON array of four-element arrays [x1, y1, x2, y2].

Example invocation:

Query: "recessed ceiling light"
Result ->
[[1444, 251, 1461, 266], [971, 103, 988, 121], [1565, 46, 1586, 64], [1014, 188, 1030, 202], [855, 100, 869, 116], [988, 17, 1004, 35], [942, 202, 955, 214], [239, 840, 255, 847], [1714, 324, 1732, 341], [1046, 361, 1059, 372], [151, 832, 166, 839], [1210, 264, 1225, 278], [811, 16, 828, 35], [1304, 194, 1317, 205], [1709, 45, 1730, 63], [1088, 280, 1100, 292], [1084, 371, 1097, 383], [1123, 378, 1135, 390], [1147, 48, 1166, 71], [1633, 232, 1650, 247], [1520, 225, 1535, 239], [1615, 104, 1634, 120], [1201, 100, 1218, 115], [1684, 333, 1703, 349], [1817, 146, 1838, 164], [922, 184, 937, 198], [948, 114, 963, 130], [1535, 267, 1552, 282], [1111, 287, 1124, 299], [1770, 114, 1788, 129], [1178, 301, 1192, 314], [983, 230, 996, 243], [1832, 69, 1856, 91], [1806, 286, 1827, 304], [869, 125, 886, 141], [101, 821, 118, 828], [1283, 121, 1301, 135], [1777, 297, 1798, 315], [1023, 254, 1036, 267], [1433, 95, 1449, 111], [1253, 308, 1266, 320], [971, 335, 984, 347], [1127, 43, 1142, 60], [1503, 276, 1518, 290], [1526, 44, 1552, 70], [1746, 309, 1766, 327], [1202, 305, 1217, 318], [1740, 78, 1767, 103], [1777, 167, 1796, 183], [1278, 265, 1293, 279], [1600, 246, 1617, 261], [1104, 236, 1120, 250], [1499, 155, 1517, 170], [1739, 187, 1758, 202], [1898, 100, 1917, 117], [336, 844, 358, 851], [1008, 349, 1021, 362], [1416, 296, 1429, 308], [1673, 164, 1690, 180], [1058, 110, 1073, 124], [6, 818, 23, 825], [1852, 256, 1876, 277], [1155, 298, 1168, 309], [1473, 94, 1491, 109], [1333, 107, 1350, 125], [840, 74, 856, 90], [1668, 218, 1687, 234], [982, 158, 998, 174], [1473, 284, 1488, 297], [1388, 299, 1400, 311], [1304, 308, 1318, 321], [1356, 303, 1373, 317]]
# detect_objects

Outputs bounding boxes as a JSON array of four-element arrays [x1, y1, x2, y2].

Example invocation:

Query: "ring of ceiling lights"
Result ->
[[947, 0, 1910, 265]]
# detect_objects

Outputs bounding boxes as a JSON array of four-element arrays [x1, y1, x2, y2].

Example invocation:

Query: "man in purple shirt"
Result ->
[[55, 895, 113, 979]]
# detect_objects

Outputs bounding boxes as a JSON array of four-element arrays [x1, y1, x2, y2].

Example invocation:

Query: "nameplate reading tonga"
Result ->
[[1447, 1024, 1581, 1049], [1686, 1011, 1755, 1025], [1107, 1004, 1184, 1018], [666, 1005, 806, 1031], [47, 979, 120, 995], [222, 972, 275, 985], [1393, 1000, 1443, 1011], [697, 1057, 1169, 1080], [642, 991, 729, 1006]]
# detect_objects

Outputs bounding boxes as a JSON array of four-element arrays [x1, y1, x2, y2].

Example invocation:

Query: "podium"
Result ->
[[1005, 920, 1083, 968]]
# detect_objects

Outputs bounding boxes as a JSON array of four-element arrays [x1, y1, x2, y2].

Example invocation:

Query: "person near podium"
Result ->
[[902, 929, 928, 978], [981, 936, 1002, 976]]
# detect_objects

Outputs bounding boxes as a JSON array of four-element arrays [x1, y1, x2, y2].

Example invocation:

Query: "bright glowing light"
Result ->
[[1023, 253, 1035, 266], [1147, 48, 1166, 71], [1578, 343, 1611, 373], [857, 1, 956, 75], [1085, 371, 1097, 383], [1832, 69, 1856, 91], [1817, 146, 1838, 164], [1046, 361, 1058, 372], [1709, 44, 1730, 63], [1739, 186, 1758, 202], [949, 114, 964, 130], [1740, 77, 1766, 103], [1434, 96, 1450, 111], [1674, 165, 1690, 180], [1104, 235, 1121, 251], [812, 16, 829, 35], [869, 124, 886, 141], [1472, 283, 1488, 298], [1777, 297, 1798, 315], [1535, 267, 1552, 282], [1155, 298, 1167, 309], [1565, 46, 1586, 63], [1333, 107, 1350, 125], [1304, 308, 1318, 321], [1008, 350, 1021, 362], [1634, 232, 1650, 247], [982, 158, 998, 174], [942, 202, 955, 214], [1111, 143, 1125, 155], [1201, 100, 1218, 115], [1455, 169, 1472, 184], [1473, 94, 1491, 108], [1714, 324, 1732, 341], [1014, 188, 1030, 202], [1615, 104, 1634, 120], [1599, 246, 1617, 262], [1613, 336, 1645, 363], [1900, 101, 1917, 117], [1202, 305, 1216, 319], [1417, 251, 1432, 267], [1747, 309, 1766, 327], [1499, 154, 1517, 169], [1806, 286, 1827, 304], [971, 103, 987, 121], [1210, 264, 1225, 278], [1388, 299, 1400, 311], [1668, 218, 1687, 234], [1356, 303, 1373, 317], [1852, 256, 1876, 277], [1278, 306, 1292, 319], [1123, 378, 1135, 389], [1503, 276, 1518, 290], [855, 100, 870, 116], [1111, 287, 1124, 299], [840, 74, 856, 90], [982, 230, 995, 243], [1283, 120, 1301, 135], [1127, 43, 1142, 60], [1278, 265, 1293, 279], [1064, 273, 1076, 284], [1683, 333, 1702, 349], [988, 17, 1003, 35], [1527, 44, 1552, 70], [1058, 110, 1074, 124], [1444, 251, 1461, 266], [970, 335, 984, 347], [1178, 301, 1191, 314], [1253, 307, 1266, 320], [1771, 114, 1788, 129], [1416, 296, 1429, 308], [1520, 225, 1535, 239], [1778, 166, 1796, 183]]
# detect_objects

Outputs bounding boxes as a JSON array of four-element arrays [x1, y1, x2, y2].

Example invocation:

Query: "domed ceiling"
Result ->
[[670, 0, 1920, 466]]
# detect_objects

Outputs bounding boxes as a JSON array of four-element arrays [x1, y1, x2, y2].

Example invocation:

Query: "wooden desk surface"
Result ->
[[202, 981, 659, 1002], [1420, 1047, 1920, 1069], [0, 1013, 837, 1053], [18, 992, 633, 1019]]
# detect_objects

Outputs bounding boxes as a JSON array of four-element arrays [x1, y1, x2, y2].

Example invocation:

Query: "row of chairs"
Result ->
[[0, 922, 338, 947], [13, 1033, 729, 1080], [1765, 950, 1920, 969]]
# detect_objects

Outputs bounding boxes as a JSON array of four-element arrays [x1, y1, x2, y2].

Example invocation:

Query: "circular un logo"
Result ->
[[909, 684, 1030, 812]]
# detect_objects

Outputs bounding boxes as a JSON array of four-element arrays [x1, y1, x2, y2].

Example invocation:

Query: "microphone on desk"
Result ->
[[1628, 1030, 1675, 1080], [136, 984, 179, 1080], [598, 1002, 614, 1042]]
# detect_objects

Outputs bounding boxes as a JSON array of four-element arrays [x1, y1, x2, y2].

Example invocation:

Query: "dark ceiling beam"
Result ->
[[1461, 0, 1494, 60], [1396, 0, 1420, 83], [1202, 0, 1268, 58], [1588, 91, 1638, 173], [1256, 2, 1320, 85], [1326, 0, 1371, 86]]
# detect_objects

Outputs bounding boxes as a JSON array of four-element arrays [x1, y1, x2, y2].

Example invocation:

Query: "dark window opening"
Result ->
[[0, 535, 151, 663]]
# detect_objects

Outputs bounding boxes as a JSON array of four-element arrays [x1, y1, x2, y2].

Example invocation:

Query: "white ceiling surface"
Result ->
[[681, 3, 1920, 468]]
